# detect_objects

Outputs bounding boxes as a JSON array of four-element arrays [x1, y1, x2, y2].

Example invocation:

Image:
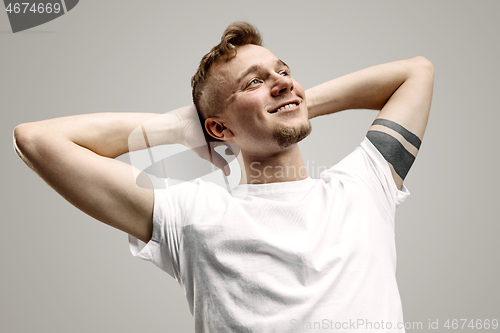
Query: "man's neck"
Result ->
[[238, 144, 308, 184]]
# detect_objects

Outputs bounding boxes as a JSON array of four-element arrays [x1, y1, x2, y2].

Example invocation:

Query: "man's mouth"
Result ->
[[269, 102, 298, 114]]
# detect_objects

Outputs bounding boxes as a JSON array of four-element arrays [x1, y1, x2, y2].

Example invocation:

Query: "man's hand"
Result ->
[[172, 105, 230, 176]]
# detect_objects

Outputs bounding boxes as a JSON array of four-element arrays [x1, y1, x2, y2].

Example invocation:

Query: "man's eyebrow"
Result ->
[[236, 59, 290, 86], [236, 64, 262, 86], [278, 59, 289, 70]]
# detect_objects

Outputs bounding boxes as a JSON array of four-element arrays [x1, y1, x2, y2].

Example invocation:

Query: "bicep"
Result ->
[[63, 146, 155, 243], [16, 128, 154, 243], [367, 57, 434, 189]]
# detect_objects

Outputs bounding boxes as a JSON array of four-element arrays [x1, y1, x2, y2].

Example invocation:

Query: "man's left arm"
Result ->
[[306, 56, 434, 190]]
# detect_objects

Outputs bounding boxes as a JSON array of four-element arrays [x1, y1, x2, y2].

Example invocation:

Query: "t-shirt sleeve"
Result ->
[[128, 174, 182, 282], [325, 137, 410, 218]]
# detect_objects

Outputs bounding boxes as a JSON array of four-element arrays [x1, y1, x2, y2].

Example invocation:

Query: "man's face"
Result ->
[[212, 44, 311, 156]]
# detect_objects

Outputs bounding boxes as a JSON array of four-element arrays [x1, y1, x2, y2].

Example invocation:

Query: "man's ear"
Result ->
[[205, 118, 233, 141]]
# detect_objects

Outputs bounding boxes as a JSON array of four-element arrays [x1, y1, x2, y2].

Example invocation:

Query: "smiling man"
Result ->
[[198, 42, 312, 184], [14, 22, 434, 332]]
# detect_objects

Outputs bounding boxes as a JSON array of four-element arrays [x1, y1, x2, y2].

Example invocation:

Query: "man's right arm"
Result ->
[[13, 106, 226, 243], [305, 57, 434, 190]]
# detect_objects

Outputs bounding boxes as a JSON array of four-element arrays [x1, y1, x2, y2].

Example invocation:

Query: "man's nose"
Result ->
[[271, 74, 294, 96]]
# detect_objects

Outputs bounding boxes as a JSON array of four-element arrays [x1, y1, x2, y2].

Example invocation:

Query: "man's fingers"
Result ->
[[192, 145, 230, 176], [211, 151, 231, 176]]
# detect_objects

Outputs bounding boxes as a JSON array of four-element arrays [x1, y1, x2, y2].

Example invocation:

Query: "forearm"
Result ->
[[13, 104, 226, 183], [14, 111, 182, 160], [306, 57, 424, 118]]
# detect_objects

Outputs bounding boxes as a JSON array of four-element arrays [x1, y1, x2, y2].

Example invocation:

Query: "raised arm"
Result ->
[[306, 56, 434, 189], [13, 105, 226, 243]]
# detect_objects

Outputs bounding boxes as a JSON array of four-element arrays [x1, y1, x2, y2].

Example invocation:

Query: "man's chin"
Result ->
[[273, 120, 312, 148]]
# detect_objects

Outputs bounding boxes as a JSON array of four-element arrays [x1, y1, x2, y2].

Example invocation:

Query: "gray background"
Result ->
[[1, 0, 499, 332]]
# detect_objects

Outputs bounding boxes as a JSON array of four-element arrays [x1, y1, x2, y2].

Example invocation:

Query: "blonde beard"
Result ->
[[272, 120, 312, 148]]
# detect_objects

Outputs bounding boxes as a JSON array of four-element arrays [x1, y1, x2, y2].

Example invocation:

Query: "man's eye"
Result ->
[[247, 78, 261, 87]]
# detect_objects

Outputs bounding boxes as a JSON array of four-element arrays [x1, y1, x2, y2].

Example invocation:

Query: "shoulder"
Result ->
[[321, 138, 410, 207]]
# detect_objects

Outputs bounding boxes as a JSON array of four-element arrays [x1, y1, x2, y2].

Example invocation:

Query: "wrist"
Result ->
[[305, 85, 343, 118], [141, 111, 184, 148]]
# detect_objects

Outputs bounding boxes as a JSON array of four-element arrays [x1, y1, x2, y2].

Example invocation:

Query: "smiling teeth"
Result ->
[[276, 103, 297, 112]]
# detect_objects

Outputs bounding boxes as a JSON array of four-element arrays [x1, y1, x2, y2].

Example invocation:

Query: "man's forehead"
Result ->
[[214, 45, 288, 82]]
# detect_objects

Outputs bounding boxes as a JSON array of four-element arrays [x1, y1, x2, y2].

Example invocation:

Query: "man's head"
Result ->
[[191, 22, 311, 156], [191, 22, 262, 122]]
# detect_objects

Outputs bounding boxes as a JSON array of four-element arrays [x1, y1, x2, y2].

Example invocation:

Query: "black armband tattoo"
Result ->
[[367, 119, 421, 180], [371, 118, 421, 149]]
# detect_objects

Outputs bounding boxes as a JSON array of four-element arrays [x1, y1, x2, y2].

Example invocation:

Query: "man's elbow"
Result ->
[[14, 123, 30, 154], [13, 123, 40, 161], [409, 56, 435, 78]]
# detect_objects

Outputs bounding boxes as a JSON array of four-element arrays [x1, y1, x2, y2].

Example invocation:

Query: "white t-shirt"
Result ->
[[129, 137, 410, 333]]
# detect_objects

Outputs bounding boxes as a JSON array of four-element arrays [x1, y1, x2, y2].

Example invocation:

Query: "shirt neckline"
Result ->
[[232, 177, 315, 195]]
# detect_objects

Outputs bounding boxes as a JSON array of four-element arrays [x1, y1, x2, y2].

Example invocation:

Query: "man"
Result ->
[[14, 22, 434, 332]]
